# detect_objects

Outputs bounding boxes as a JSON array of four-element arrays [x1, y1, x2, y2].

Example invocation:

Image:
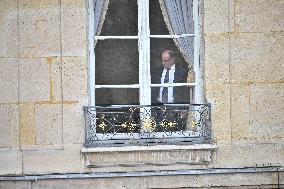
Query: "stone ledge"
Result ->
[[81, 144, 217, 168], [81, 144, 217, 153]]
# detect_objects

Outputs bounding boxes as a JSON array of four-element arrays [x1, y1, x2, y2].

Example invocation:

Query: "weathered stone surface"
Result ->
[[18, 0, 60, 57], [0, 104, 19, 148], [204, 34, 230, 84], [49, 57, 62, 101], [211, 141, 232, 167], [34, 103, 62, 145], [235, 0, 284, 32], [231, 33, 284, 82], [19, 58, 50, 102], [205, 84, 231, 142], [29, 172, 279, 189], [85, 149, 213, 167], [0, 58, 18, 103], [62, 57, 88, 101], [233, 143, 281, 167], [231, 84, 250, 140], [0, 150, 22, 175], [280, 172, 284, 185], [275, 142, 284, 166], [61, 0, 87, 56], [214, 142, 281, 168], [0, 181, 31, 189], [63, 103, 84, 144], [0, 0, 18, 57], [249, 83, 284, 140], [19, 103, 36, 145], [23, 145, 83, 174], [204, 0, 233, 33]]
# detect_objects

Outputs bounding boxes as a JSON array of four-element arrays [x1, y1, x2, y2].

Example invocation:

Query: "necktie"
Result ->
[[162, 68, 170, 103]]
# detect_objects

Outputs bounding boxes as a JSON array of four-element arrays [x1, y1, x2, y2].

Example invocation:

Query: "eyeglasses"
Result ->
[[162, 58, 174, 63]]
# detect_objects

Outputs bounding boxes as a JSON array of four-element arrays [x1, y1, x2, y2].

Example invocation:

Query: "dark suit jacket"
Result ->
[[152, 63, 190, 104]]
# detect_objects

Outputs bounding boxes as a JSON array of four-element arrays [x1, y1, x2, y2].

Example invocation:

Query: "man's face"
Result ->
[[162, 52, 175, 68]]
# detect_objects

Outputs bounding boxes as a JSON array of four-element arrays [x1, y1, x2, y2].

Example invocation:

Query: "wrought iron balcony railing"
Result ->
[[84, 104, 211, 147]]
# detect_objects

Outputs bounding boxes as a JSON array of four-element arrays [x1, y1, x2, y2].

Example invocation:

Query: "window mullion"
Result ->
[[88, 0, 95, 106], [138, 0, 151, 106], [193, 0, 203, 104], [94, 36, 139, 40], [150, 34, 195, 38], [94, 84, 140, 89]]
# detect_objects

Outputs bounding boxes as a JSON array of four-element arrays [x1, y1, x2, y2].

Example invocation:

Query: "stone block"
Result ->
[[211, 142, 232, 167], [229, 143, 279, 168], [62, 57, 88, 101], [204, 34, 230, 84], [249, 83, 284, 140], [0, 0, 18, 57], [0, 58, 18, 103], [34, 103, 62, 146], [0, 150, 22, 175], [18, 0, 60, 57], [63, 103, 84, 144], [231, 84, 250, 140], [280, 172, 284, 185], [275, 142, 284, 166], [19, 58, 50, 102], [19, 103, 36, 145], [231, 33, 284, 82], [235, 0, 284, 32], [204, 0, 233, 33], [22, 144, 83, 174], [61, 0, 87, 56], [0, 104, 19, 148], [205, 83, 231, 142], [0, 181, 31, 189]]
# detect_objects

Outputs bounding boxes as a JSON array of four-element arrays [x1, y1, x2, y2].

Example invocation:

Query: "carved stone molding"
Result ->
[[81, 144, 217, 168]]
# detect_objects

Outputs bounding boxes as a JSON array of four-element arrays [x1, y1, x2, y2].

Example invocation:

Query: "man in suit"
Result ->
[[150, 49, 190, 132], [153, 49, 190, 104]]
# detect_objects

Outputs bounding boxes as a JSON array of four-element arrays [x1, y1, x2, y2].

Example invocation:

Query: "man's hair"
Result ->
[[162, 49, 175, 59]]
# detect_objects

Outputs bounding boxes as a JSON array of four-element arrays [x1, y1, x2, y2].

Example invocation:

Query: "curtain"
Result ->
[[93, 0, 109, 46], [159, 0, 195, 82]]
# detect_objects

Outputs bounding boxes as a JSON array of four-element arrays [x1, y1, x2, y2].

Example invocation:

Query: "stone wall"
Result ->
[[204, 0, 284, 169], [0, 0, 283, 188], [0, 0, 87, 175]]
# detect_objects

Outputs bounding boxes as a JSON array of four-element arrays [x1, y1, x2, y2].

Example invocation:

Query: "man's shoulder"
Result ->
[[175, 63, 188, 73]]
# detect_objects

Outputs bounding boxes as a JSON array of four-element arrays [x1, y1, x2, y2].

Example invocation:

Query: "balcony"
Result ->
[[84, 104, 212, 147]]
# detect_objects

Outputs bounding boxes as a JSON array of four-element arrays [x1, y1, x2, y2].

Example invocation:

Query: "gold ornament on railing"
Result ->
[[190, 119, 197, 128], [160, 120, 177, 128], [142, 117, 156, 132], [98, 122, 107, 131], [122, 122, 136, 132]]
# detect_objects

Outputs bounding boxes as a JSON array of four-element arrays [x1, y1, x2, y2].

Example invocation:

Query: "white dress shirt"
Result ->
[[158, 64, 175, 103]]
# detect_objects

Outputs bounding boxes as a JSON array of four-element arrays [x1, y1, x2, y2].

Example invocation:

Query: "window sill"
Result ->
[[81, 144, 217, 153], [81, 144, 217, 168]]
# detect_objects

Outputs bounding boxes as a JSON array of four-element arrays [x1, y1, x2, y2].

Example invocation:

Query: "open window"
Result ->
[[84, 0, 210, 147]]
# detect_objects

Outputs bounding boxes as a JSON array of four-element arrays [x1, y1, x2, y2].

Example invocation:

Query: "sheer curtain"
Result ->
[[93, 0, 109, 46], [159, 0, 195, 82]]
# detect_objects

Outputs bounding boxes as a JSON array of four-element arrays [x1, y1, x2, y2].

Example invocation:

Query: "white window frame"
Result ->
[[87, 0, 203, 106]]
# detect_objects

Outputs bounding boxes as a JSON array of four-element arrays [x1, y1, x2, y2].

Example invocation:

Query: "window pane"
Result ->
[[100, 0, 138, 36], [95, 88, 139, 105], [150, 38, 194, 86], [150, 0, 194, 35], [151, 86, 193, 104], [149, 0, 168, 35], [95, 39, 139, 85]]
